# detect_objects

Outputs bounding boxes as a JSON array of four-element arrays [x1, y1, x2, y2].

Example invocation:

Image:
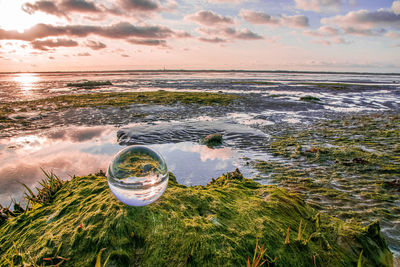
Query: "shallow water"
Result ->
[[0, 121, 267, 206], [1, 70, 400, 259]]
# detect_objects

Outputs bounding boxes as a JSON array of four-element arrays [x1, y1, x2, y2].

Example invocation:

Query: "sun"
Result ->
[[0, 0, 61, 33]]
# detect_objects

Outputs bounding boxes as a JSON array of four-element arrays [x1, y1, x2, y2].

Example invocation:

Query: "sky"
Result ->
[[0, 0, 399, 72]]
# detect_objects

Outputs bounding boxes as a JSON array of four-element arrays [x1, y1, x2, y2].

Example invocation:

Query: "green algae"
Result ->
[[299, 82, 374, 90], [299, 96, 321, 103], [66, 81, 113, 88], [231, 81, 276, 85], [0, 169, 392, 266], [200, 133, 223, 147], [255, 113, 400, 254], [0, 91, 239, 132]]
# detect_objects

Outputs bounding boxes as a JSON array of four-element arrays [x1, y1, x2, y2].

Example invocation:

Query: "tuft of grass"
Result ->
[[247, 240, 276, 267], [21, 168, 64, 205]]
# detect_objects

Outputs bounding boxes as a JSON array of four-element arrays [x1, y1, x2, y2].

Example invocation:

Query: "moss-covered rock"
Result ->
[[200, 133, 223, 147], [0, 170, 393, 266]]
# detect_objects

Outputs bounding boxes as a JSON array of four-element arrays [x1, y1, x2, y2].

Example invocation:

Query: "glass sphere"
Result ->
[[107, 145, 169, 206]]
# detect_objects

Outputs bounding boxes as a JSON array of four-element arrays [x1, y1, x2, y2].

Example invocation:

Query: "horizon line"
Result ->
[[1, 69, 400, 76]]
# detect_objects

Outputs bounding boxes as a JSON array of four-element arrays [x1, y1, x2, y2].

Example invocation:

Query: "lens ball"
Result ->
[[107, 145, 169, 206]]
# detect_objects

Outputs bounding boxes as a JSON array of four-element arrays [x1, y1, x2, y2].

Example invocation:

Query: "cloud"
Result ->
[[386, 31, 400, 38], [61, 0, 100, 12], [76, 52, 91, 56], [312, 37, 349, 45], [321, 9, 400, 36], [304, 26, 340, 36], [207, 0, 241, 3], [186, 11, 234, 26], [22, 0, 101, 19], [127, 38, 167, 46], [199, 37, 227, 43], [240, 10, 309, 28], [0, 22, 184, 43], [121, 54, 130, 57], [85, 40, 107, 50], [22, 1, 65, 17], [198, 27, 263, 41], [31, 38, 78, 50], [294, 0, 343, 12], [393, 1, 400, 15], [22, 0, 173, 20], [119, 0, 159, 11], [224, 28, 263, 40]]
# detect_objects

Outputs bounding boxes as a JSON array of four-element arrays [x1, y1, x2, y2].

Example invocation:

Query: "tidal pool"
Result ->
[[0, 123, 259, 207]]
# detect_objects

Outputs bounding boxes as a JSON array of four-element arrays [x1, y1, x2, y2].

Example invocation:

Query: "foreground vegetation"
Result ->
[[0, 169, 393, 266]]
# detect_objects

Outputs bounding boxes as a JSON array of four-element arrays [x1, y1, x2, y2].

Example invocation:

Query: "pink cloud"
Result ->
[[321, 9, 400, 36], [294, 0, 343, 12], [393, 1, 400, 15], [31, 38, 78, 51], [186, 10, 234, 26], [85, 40, 107, 50], [127, 38, 167, 46], [241, 10, 309, 28], [0, 22, 187, 43], [199, 37, 227, 43], [304, 26, 340, 36]]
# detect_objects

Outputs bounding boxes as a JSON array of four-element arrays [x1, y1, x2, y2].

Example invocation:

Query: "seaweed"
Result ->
[[0, 169, 393, 266], [66, 81, 112, 88]]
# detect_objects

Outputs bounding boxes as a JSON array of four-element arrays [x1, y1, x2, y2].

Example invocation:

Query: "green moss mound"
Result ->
[[0, 170, 392, 266], [66, 80, 113, 88], [300, 96, 321, 102]]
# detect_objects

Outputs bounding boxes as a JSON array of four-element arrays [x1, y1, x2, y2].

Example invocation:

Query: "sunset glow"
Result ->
[[0, 0, 399, 72]]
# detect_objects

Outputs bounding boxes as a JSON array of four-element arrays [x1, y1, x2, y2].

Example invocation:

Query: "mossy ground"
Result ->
[[254, 113, 400, 256], [0, 170, 393, 266]]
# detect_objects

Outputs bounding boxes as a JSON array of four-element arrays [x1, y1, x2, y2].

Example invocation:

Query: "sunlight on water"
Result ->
[[13, 73, 40, 93]]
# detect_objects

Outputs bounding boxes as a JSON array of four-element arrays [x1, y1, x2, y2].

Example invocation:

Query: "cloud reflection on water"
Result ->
[[0, 125, 242, 206]]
